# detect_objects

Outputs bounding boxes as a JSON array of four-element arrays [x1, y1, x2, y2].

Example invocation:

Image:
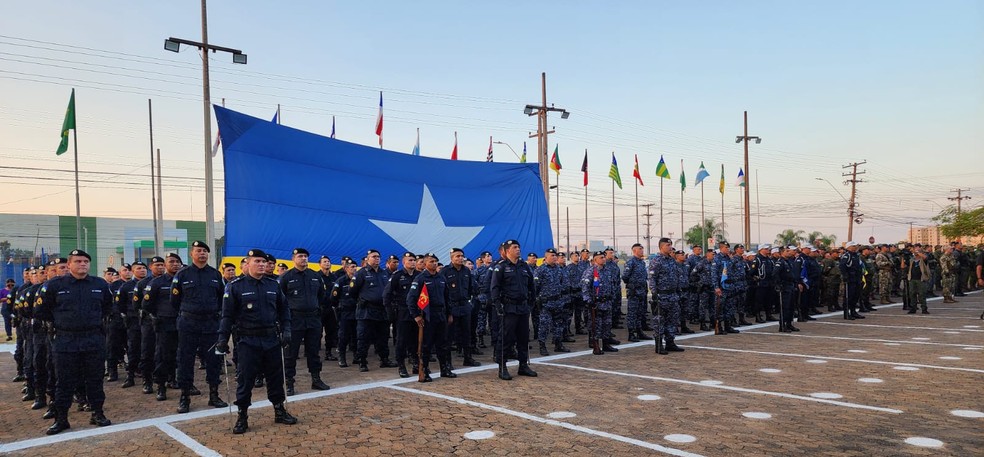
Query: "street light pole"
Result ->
[[492, 141, 522, 161], [164, 0, 246, 265], [524, 73, 569, 207], [735, 111, 761, 248]]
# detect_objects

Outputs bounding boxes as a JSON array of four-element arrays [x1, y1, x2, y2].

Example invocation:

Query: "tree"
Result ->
[[938, 206, 984, 239], [775, 229, 806, 247], [684, 218, 729, 251], [806, 231, 837, 250]]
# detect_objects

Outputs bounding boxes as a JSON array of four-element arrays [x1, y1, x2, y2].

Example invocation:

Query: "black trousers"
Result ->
[[176, 317, 221, 390], [337, 318, 356, 355], [322, 308, 338, 350], [139, 317, 156, 381], [422, 314, 450, 370], [499, 313, 530, 364], [54, 347, 106, 414], [356, 319, 390, 362], [153, 320, 178, 385], [756, 286, 777, 316], [234, 339, 285, 408], [844, 280, 860, 317], [394, 319, 417, 363], [124, 317, 141, 376], [284, 322, 323, 380]]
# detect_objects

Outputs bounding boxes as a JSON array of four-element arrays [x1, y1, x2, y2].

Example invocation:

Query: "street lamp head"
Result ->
[[560, 110, 570, 119], [232, 53, 247, 64], [524, 105, 535, 115], [164, 39, 181, 53], [735, 136, 743, 144], [754, 137, 762, 144]]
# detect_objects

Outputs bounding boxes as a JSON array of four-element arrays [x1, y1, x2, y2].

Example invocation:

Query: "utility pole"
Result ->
[[948, 188, 971, 213], [642, 203, 654, 254], [735, 111, 761, 248], [524, 73, 570, 208], [842, 160, 867, 242]]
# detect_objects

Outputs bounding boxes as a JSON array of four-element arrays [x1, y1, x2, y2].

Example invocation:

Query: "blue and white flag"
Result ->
[[215, 106, 552, 262]]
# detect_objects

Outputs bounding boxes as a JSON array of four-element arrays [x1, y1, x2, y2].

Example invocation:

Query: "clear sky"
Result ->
[[1, 1, 981, 249]]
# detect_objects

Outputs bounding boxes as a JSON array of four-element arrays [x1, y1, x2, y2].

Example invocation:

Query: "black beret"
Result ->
[[191, 240, 211, 252], [503, 240, 520, 248], [121, 263, 131, 269], [264, 253, 276, 262], [221, 263, 235, 269], [36, 264, 46, 271], [592, 251, 605, 257], [414, 255, 424, 260], [632, 243, 643, 249], [403, 252, 415, 259], [69, 249, 91, 260], [132, 261, 147, 268], [166, 253, 182, 262], [367, 249, 380, 255], [150, 256, 165, 264], [658, 238, 672, 245], [423, 252, 438, 260], [735, 244, 745, 249], [604, 247, 614, 252], [450, 248, 464, 255], [527, 252, 537, 257], [569, 252, 578, 257], [320, 255, 331, 262], [52, 257, 68, 265], [104, 267, 118, 274], [480, 251, 491, 257], [545, 248, 557, 255], [277, 263, 288, 268], [341, 256, 353, 263], [387, 255, 399, 261], [558, 252, 566, 257], [580, 248, 590, 253], [247, 249, 267, 258], [718, 241, 731, 247], [292, 248, 309, 256]]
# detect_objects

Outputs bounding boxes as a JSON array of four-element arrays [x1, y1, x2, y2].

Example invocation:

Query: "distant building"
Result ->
[[907, 225, 983, 247]]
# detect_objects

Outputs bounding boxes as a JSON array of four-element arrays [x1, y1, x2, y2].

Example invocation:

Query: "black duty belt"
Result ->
[[55, 326, 101, 334], [237, 327, 277, 337], [290, 309, 321, 317], [180, 311, 219, 320]]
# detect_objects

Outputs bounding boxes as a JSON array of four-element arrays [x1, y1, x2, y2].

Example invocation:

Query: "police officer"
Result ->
[[535, 248, 570, 355], [317, 255, 339, 361], [582, 251, 619, 355], [170, 241, 229, 413], [754, 244, 778, 323], [384, 252, 418, 377], [712, 242, 740, 334], [117, 261, 147, 388], [330, 260, 358, 368], [135, 256, 164, 394], [104, 267, 126, 382], [490, 240, 537, 380], [18, 266, 43, 403], [221, 263, 237, 285], [407, 253, 456, 381], [143, 253, 182, 401], [278, 248, 331, 396], [622, 244, 652, 342], [874, 245, 894, 304], [697, 250, 716, 331], [474, 251, 493, 349], [37, 250, 113, 435], [442, 248, 479, 367], [839, 242, 865, 320], [682, 246, 703, 332], [10, 268, 33, 383], [731, 244, 752, 326], [351, 249, 398, 372], [648, 239, 685, 353], [216, 249, 296, 434], [776, 247, 801, 332]]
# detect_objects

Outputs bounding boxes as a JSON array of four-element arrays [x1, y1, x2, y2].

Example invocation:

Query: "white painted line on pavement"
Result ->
[[678, 345, 984, 374], [537, 362, 902, 414], [812, 321, 984, 332], [867, 314, 980, 320], [740, 331, 984, 349], [156, 423, 222, 457], [387, 385, 705, 457]]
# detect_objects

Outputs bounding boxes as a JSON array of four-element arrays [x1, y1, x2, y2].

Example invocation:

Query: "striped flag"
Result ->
[[736, 168, 746, 187], [520, 142, 527, 163], [695, 161, 710, 186], [549, 144, 561, 174], [719, 164, 726, 194], [632, 154, 643, 186], [655, 155, 671, 179], [411, 128, 420, 156], [486, 136, 493, 162], [211, 130, 221, 157], [451, 132, 458, 160], [581, 149, 588, 186], [608, 153, 622, 189], [374, 91, 383, 147], [330, 116, 335, 139]]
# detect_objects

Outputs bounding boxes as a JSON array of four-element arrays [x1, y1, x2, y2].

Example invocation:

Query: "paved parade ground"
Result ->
[[0, 293, 981, 456]]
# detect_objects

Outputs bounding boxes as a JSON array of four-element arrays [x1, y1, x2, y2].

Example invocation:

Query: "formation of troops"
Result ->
[[2, 237, 982, 435]]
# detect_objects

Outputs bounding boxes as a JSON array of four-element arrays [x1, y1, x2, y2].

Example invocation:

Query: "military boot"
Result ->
[[517, 363, 538, 377], [121, 373, 135, 388], [324, 347, 338, 361], [46, 410, 71, 435], [177, 391, 191, 413], [765, 313, 778, 322], [498, 364, 512, 381], [680, 324, 696, 334], [21, 386, 35, 402], [42, 405, 56, 419], [208, 385, 228, 408], [411, 358, 419, 375], [665, 339, 685, 352], [338, 353, 348, 368], [725, 322, 741, 334], [738, 313, 753, 326], [233, 407, 249, 434], [273, 403, 297, 425], [627, 330, 640, 342], [107, 366, 119, 382], [141, 380, 153, 394], [285, 379, 295, 396], [462, 349, 481, 367], [554, 340, 571, 353], [440, 362, 458, 379], [311, 374, 330, 391], [398, 360, 410, 378], [359, 360, 369, 372], [155, 384, 167, 401], [478, 335, 487, 348], [602, 343, 619, 352], [538, 341, 549, 356], [379, 358, 398, 368], [31, 392, 47, 410], [699, 322, 711, 331]]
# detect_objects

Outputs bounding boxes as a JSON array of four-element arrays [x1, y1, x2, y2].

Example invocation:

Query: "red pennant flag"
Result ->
[[633, 154, 644, 186], [581, 149, 588, 187], [451, 132, 458, 160], [417, 283, 430, 310]]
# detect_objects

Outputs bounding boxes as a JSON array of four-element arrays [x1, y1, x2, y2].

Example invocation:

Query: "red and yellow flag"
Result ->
[[417, 283, 429, 310], [632, 154, 643, 186]]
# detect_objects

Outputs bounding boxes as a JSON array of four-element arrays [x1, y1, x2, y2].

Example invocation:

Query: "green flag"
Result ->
[[608, 153, 622, 189], [655, 155, 670, 179], [679, 160, 686, 190], [56, 89, 76, 155]]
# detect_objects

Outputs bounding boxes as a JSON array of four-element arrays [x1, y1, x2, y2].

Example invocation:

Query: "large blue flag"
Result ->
[[215, 106, 552, 262]]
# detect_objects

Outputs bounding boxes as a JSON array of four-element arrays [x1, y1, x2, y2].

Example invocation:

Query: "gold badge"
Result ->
[[246, 303, 253, 310], [451, 283, 456, 288], [172, 288, 179, 295]]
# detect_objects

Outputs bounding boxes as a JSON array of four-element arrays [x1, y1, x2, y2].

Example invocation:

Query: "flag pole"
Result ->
[[566, 207, 570, 253], [660, 179, 664, 236], [755, 169, 761, 244], [584, 185, 588, 251], [555, 179, 560, 248], [680, 159, 684, 251], [701, 181, 706, 251], [634, 177, 639, 243], [72, 90, 82, 249], [148, 98, 160, 255], [611, 179, 616, 250]]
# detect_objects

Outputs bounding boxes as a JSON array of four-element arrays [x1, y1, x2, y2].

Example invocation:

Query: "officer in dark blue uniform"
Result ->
[[279, 248, 331, 395], [170, 241, 228, 413], [316, 255, 339, 361], [776, 247, 801, 332], [407, 253, 456, 381], [623, 244, 652, 341], [753, 244, 777, 323], [330, 260, 358, 368], [839, 242, 865, 320], [351, 249, 397, 372], [216, 249, 296, 434], [134, 256, 164, 394], [104, 267, 126, 382], [442, 248, 479, 368], [37, 250, 113, 435], [489, 240, 537, 381], [117, 261, 147, 388], [143, 253, 182, 401], [535, 248, 571, 355], [648, 238, 686, 353], [474, 251, 493, 349], [384, 252, 417, 378]]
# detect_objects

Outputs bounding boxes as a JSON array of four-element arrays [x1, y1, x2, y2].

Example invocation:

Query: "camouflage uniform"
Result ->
[[714, 252, 740, 324], [821, 256, 841, 309], [621, 256, 648, 334], [474, 264, 491, 339], [683, 255, 702, 324], [647, 254, 684, 345], [874, 251, 893, 302], [581, 263, 617, 346], [940, 252, 957, 301], [534, 262, 569, 345], [695, 257, 715, 325], [732, 255, 749, 322]]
